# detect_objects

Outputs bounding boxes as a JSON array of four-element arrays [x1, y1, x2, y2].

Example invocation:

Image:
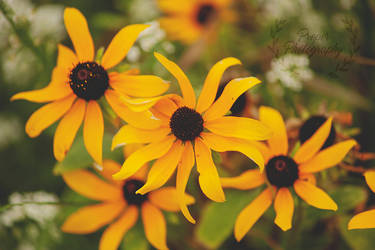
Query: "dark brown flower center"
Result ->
[[169, 106, 204, 141], [69, 61, 109, 100], [215, 84, 247, 116], [299, 115, 336, 150], [196, 4, 216, 25], [122, 179, 148, 206], [266, 155, 299, 187]]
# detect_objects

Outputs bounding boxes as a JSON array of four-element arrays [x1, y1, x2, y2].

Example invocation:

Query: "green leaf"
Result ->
[[121, 220, 149, 250], [339, 215, 375, 250], [330, 185, 367, 212]]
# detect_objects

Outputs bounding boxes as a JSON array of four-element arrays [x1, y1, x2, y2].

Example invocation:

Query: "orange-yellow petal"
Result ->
[[99, 206, 139, 250], [99, 159, 123, 185], [274, 188, 294, 231], [57, 44, 78, 69], [149, 187, 195, 212], [299, 173, 316, 185], [299, 139, 357, 173], [221, 170, 265, 190], [115, 94, 162, 113], [294, 180, 337, 211], [234, 188, 273, 241], [64, 8, 94, 61], [195, 138, 225, 202], [196, 57, 242, 113], [154, 52, 196, 108], [25, 94, 76, 137], [259, 106, 288, 156], [83, 101, 103, 165], [364, 171, 375, 193], [53, 99, 86, 161], [61, 202, 125, 234], [293, 117, 333, 164], [348, 209, 375, 229], [141, 202, 168, 250], [152, 95, 180, 117]]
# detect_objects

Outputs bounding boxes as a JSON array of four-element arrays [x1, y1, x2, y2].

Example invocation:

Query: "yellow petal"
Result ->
[[99, 159, 123, 185], [53, 99, 86, 161], [364, 171, 375, 193], [157, 0, 192, 14], [105, 90, 161, 129], [176, 141, 196, 223], [141, 202, 168, 250], [203, 77, 261, 120], [116, 94, 162, 113], [293, 117, 333, 164], [154, 52, 196, 108], [234, 188, 272, 241], [348, 209, 375, 229], [99, 206, 138, 250], [152, 95, 180, 117], [299, 140, 357, 173], [57, 44, 78, 69], [195, 138, 225, 202], [83, 101, 104, 165], [299, 173, 316, 185], [294, 180, 337, 210], [62, 169, 123, 201], [25, 94, 76, 137], [109, 73, 169, 97], [205, 116, 272, 141], [196, 57, 242, 113], [201, 132, 265, 171], [274, 188, 294, 231], [221, 170, 265, 190], [112, 136, 175, 180], [112, 125, 170, 150], [61, 202, 124, 234], [64, 8, 94, 61], [251, 141, 272, 163], [101, 24, 149, 69], [259, 106, 288, 156], [149, 187, 195, 212], [137, 141, 184, 195]]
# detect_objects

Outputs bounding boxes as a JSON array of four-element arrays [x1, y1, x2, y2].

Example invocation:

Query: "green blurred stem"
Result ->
[[0, 201, 90, 213]]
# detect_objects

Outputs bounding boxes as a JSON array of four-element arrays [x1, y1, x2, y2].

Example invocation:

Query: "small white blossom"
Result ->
[[0, 116, 22, 149]]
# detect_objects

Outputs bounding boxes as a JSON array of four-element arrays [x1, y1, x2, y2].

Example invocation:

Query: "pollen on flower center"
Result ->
[[170, 106, 204, 142], [122, 179, 148, 206], [69, 61, 109, 101], [266, 155, 299, 187], [196, 4, 216, 25], [299, 115, 336, 150]]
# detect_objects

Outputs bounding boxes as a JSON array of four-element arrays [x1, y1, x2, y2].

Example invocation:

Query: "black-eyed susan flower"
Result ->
[[220, 106, 356, 241], [348, 170, 375, 229], [11, 7, 169, 165], [157, 0, 235, 44], [111, 53, 271, 223], [61, 159, 194, 250]]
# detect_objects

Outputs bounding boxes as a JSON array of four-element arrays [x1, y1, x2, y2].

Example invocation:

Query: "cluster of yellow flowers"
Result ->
[[11, 7, 374, 250]]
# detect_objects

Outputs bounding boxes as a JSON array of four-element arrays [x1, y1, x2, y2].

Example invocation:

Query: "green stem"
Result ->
[[0, 201, 91, 213]]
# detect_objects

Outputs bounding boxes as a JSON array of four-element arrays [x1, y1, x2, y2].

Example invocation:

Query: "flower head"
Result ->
[[11, 8, 169, 164], [221, 106, 356, 241]]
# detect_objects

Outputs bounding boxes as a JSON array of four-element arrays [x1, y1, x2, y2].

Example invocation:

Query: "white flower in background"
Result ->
[[266, 54, 313, 91], [30, 5, 65, 42], [129, 0, 159, 23], [0, 116, 22, 149], [138, 21, 166, 51]]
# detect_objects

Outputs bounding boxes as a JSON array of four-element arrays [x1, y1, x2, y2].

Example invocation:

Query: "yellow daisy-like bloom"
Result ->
[[11, 8, 169, 164], [112, 53, 271, 223], [61, 160, 194, 250], [158, 0, 234, 44], [348, 170, 375, 229], [221, 106, 356, 241]]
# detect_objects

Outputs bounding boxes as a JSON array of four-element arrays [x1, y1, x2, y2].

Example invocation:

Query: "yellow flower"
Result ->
[[112, 53, 271, 223], [61, 160, 194, 250], [158, 0, 235, 44], [221, 106, 356, 241], [11, 8, 169, 164], [348, 171, 375, 229]]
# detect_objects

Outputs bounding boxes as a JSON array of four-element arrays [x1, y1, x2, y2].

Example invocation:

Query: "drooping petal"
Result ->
[[176, 141, 196, 223], [294, 180, 337, 211], [293, 117, 333, 164], [251, 141, 272, 163], [64, 8, 94, 61], [61, 202, 125, 234], [259, 106, 288, 156], [83, 101, 104, 165], [99, 206, 138, 250], [136, 141, 184, 195], [154, 52, 196, 108], [53, 99, 86, 161], [115, 94, 162, 113], [112, 125, 170, 150], [205, 116, 272, 141], [152, 95, 180, 117], [62, 169, 123, 201], [221, 170, 265, 190], [195, 138, 225, 202], [274, 188, 294, 231], [299, 140, 357, 173], [196, 57, 242, 113], [364, 171, 375, 193], [57, 44, 78, 69], [201, 132, 265, 171], [234, 188, 273, 241], [25, 94, 76, 137], [101, 24, 149, 69], [112, 136, 175, 180], [149, 187, 195, 212], [141, 202, 168, 250], [348, 209, 375, 229]]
